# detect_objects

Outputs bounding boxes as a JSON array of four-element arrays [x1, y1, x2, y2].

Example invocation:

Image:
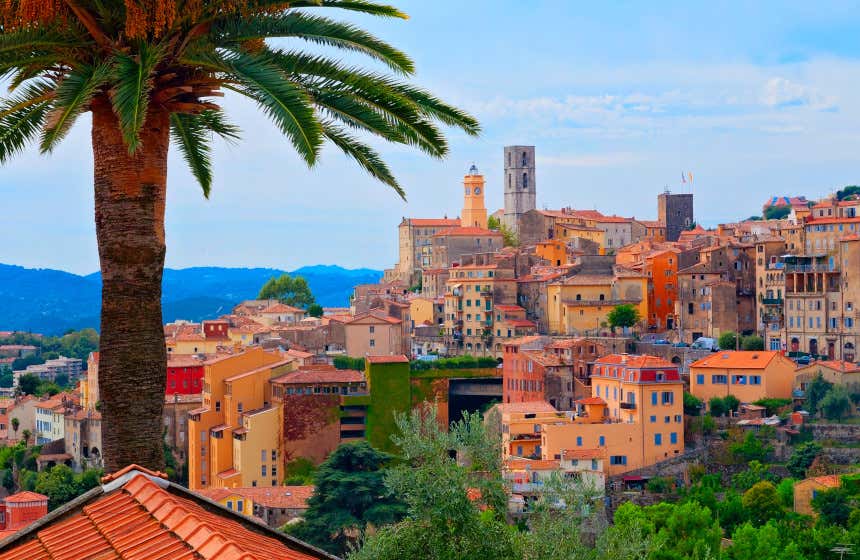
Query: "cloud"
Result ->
[[760, 77, 837, 110]]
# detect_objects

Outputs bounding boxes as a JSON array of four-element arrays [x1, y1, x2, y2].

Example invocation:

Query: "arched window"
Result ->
[[522, 172, 528, 189], [521, 151, 527, 166]]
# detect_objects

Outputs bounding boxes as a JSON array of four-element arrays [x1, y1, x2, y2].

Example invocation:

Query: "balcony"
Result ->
[[785, 263, 836, 273], [761, 298, 783, 305], [480, 289, 493, 297], [619, 402, 636, 410]]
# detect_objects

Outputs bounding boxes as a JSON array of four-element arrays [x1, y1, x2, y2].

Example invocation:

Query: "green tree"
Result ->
[[258, 274, 316, 309], [287, 442, 405, 556], [741, 335, 764, 351], [683, 392, 703, 416], [0, 370, 13, 388], [776, 478, 796, 509], [651, 501, 722, 560], [719, 330, 739, 350], [752, 398, 792, 416], [500, 223, 518, 247], [742, 481, 783, 526], [805, 374, 833, 413], [786, 442, 822, 478], [16, 374, 40, 396], [730, 431, 771, 462], [730, 521, 804, 560], [763, 205, 791, 220], [10, 418, 19, 438], [0, 0, 477, 472], [819, 385, 851, 421], [836, 185, 860, 200], [811, 487, 852, 527], [307, 303, 324, 318], [709, 396, 727, 417], [608, 304, 641, 331], [724, 394, 741, 413], [487, 215, 500, 230], [732, 460, 778, 492], [351, 406, 515, 560]]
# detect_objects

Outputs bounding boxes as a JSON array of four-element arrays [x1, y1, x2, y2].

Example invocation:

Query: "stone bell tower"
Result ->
[[503, 145, 536, 234]]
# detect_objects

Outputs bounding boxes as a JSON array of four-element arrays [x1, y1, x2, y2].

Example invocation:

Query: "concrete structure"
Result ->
[[503, 146, 537, 236], [658, 190, 694, 242], [689, 351, 797, 407]]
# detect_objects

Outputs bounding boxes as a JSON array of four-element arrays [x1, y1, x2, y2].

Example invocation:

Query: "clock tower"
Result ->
[[461, 164, 488, 228]]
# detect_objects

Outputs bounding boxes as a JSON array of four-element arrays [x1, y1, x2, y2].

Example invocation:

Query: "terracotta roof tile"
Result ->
[[261, 303, 306, 314], [3, 492, 47, 504], [577, 397, 607, 406], [595, 354, 676, 369], [271, 368, 365, 385], [690, 351, 781, 370], [562, 449, 605, 460], [433, 227, 502, 237], [408, 218, 461, 227], [365, 355, 409, 364], [504, 459, 560, 471]]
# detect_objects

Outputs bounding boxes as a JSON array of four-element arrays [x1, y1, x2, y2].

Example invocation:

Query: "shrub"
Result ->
[[647, 477, 673, 494]]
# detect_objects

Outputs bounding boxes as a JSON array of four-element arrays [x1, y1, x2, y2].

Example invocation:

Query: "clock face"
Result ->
[[474, 187, 481, 195]]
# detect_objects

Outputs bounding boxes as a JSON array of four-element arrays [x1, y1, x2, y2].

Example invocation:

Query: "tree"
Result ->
[[786, 442, 822, 478], [500, 223, 518, 247], [608, 304, 640, 331], [811, 487, 851, 527], [730, 522, 803, 560], [258, 274, 316, 309], [776, 478, 795, 509], [307, 303, 324, 318], [819, 385, 851, 421], [730, 431, 771, 462], [288, 442, 405, 556], [683, 392, 703, 416], [10, 418, 19, 438], [351, 406, 515, 560], [742, 481, 783, 526], [836, 185, 860, 200], [763, 205, 791, 220], [741, 335, 764, 351], [805, 374, 833, 413], [652, 501, 722, 560], [0, 370, 13, 388], [33, 464, 103, 511], [731, 460, 778, 492], [708, 396, 727, 417], [16, 374, 40, 396], [718, 331, 739, 351], [487, 215, 500, 230], [0, 1, 477, 471], [723, 394, 741, 413]]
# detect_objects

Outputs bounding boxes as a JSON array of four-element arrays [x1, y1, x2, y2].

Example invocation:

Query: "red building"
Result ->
[[166, 355, 206, 395], [0, 491, 48, 537]]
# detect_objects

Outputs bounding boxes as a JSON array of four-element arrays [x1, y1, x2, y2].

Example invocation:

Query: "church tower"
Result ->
[[462, 164, 488, 228], [503, 145, 536, 234]]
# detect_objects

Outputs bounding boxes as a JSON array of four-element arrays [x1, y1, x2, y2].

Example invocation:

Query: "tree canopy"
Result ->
[[258, 274, 316, 308], [608, 304, 640, 330]]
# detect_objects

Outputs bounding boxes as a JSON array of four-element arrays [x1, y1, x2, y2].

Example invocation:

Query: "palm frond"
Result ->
[[213, 12, 414, 75], [196, 110, 241, 144], [222, 50, 321, 165], [0, 82, 54, 163], [322, 121, 403, 199], [0, 27, 89, 54], [170, 112, 214, 197], [282, 0, 408, 19], [40, 63, 112, 152], [110, 43, 164, 152]]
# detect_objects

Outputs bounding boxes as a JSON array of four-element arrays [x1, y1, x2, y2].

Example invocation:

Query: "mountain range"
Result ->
[[0, 263, 382, 335]]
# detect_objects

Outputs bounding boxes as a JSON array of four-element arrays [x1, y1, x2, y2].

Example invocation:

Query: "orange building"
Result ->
[[793, 475, 842, 517], [539, 354, 685, 476], [461, 164, 488, 228], [644, 248, 680, 331], [689, 351, 797, 408]]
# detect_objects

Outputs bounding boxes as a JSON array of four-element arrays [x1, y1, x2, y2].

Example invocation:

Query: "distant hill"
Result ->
[[0, 263, 381, 335]]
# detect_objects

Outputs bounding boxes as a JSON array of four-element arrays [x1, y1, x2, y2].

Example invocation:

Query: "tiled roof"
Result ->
[[366, 355, 409, 364], [262, 303, 306, 314], [200, 486, 314, 510], [433, 227, 502, 237], [562, 449, 605, 460], [271, 367, 365, 384], [3, 492, 47, 504], [803, 475, 842, 488], [504, 459, 560, 471], [690, 351, 781, 370], [0, 469, 332, 560], [812, 360, 860, 373], [595, 354, 677, 369], [506, 320, 537, 328], [521, 351, 563, 367], [345, 312, 402, 325], [493, 401, 557, 414], [577, 397, 607, 406], [495, 305, 525, 312], [558, 274, 613, 286], [409, 218, 461, 227]]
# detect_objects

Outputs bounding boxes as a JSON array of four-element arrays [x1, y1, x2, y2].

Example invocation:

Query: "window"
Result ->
[[655, 433, 662, 446], [227, 500, 234, 510], [750, 375, 761, 385], [272, 450, 277, 461], [522, 172, 528, 189], [696, 374, 704, 385], [664, 416, 671, 423], [711, 375, 728, 385], [215, 401, 221, 412], [369, 326, 375, 334], [651, 392, 658, 405], [610, 455, 627, 466], [732, 375, 747, 385], [661, 391, 674, 405], [650, 415, 656, 423], [670, 432, 678, 444], [261, 465, 267, 477], [237, 402, 243, 413], [599, 436, 605, 446], [369, 339, 375, 347], [576, 436, 582, 447], [237, 500, 244, 512]]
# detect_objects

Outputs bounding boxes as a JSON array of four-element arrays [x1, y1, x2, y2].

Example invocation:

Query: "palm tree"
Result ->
[[0, 1, 478, 471]]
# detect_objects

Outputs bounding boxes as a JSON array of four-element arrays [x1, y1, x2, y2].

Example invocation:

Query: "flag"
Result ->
[[688, 172, 693, 183], [681, 172, 686, 184]]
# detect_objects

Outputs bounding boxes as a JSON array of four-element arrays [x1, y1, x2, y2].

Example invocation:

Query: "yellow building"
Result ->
[[689, 351, 797, 408], [410, 296, 444, 328], [462, 164, 488, 228], [537, 355, 685, 476], [535, 240, 572, 267], [198, 485, 313, 528], [546, 274, 647, 335], [795, 361, 860, 397], [188, 348, 295, 490]]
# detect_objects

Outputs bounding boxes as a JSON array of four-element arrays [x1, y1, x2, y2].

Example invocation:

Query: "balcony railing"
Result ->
[[785, 263, 837, 273], [761, 298, 783, 305], [619, 402, 636, 410]]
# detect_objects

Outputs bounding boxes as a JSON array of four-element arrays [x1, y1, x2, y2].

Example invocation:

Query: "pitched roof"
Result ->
[[199, 486, 314, 510], [577, 397, 607, 406], [262, 303, 306, 314], [408, 218, 461, 227], [492, 401, 557, 414], [366, 355, 409, 364], [345, 312, 401, 325], [495, 305, 525, 312], [433, 227, 502, 237], [690, 351, 782, 370], [504, 459, 560, 471], [3, 492, 47, 504], [271, 367, 365, 385], [595, 354, 676, 369], [0, 468, 333, 560], [808, 360, 860, 373], [562, 449, 605, 460]]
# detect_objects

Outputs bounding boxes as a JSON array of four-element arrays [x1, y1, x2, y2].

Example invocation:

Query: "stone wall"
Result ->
[[805, 423, 860, 444]]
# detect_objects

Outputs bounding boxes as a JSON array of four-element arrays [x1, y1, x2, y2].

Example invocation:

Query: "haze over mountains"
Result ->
[[0, 263, 381, 335]]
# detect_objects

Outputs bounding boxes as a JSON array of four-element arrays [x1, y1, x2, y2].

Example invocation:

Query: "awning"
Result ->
[[623, 476, 645, 482]]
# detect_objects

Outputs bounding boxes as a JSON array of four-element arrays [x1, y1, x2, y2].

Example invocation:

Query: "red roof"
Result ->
[[3, 492, 47, 504], [366, 355, 409, 364], [199, 486, 314, 510], [0, 471, 330, 560], [577, 397, 607, 406], [409, 218, 461, 227], [271, 368, 365, 385], [595, 354, 676, 369], [495, 305, 525, 312], [562, 449, 605, 460], [262, 303, 306, 314], [433, 227, 502, 237]]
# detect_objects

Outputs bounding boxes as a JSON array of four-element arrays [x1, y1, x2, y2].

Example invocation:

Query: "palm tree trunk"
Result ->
[[91, 95, 169, 472]]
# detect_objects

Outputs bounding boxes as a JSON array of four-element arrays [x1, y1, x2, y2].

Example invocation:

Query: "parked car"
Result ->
[[794, 355, 812, 365], [653, 339, 670, 345], [691, 337, 719, 351], [672, 342, 689, 348]]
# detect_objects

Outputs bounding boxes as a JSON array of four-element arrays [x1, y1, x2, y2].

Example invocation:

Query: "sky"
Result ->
[[2, 0, 860, 275]]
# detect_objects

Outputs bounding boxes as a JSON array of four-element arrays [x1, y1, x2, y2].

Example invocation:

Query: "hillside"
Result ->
[[0, 263, 381, 335]]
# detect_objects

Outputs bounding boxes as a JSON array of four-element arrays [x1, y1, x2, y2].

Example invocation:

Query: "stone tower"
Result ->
[[503, 145, 536, 234], [461, 164, 488, 228], [658, 190, 694, 242]]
